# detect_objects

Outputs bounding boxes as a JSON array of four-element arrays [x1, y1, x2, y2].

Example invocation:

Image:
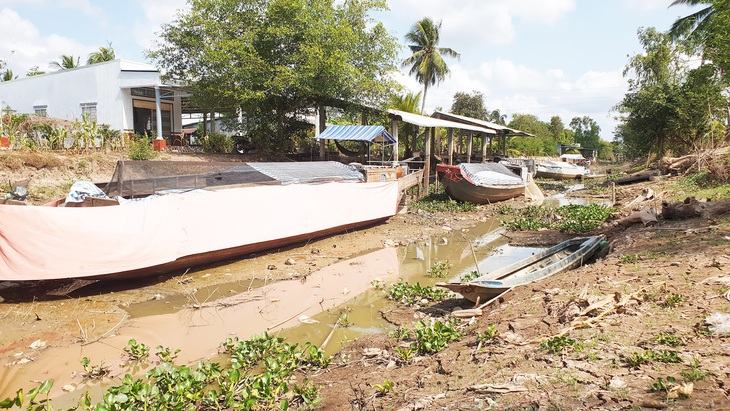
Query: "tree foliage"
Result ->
[[450, 91, 487, 120], [402, 17, 459, 114], [569, 116, 601, 149], [615, 27, 728, 159], [50, 55, 80, 70], [507, 114, 557, 156], [148, 0, 400, 151], [87, 42, 116, 65]]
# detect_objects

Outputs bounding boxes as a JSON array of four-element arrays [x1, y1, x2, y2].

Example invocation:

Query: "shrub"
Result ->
[[127, 135, 157, 160], [203, 132, 234, 154]]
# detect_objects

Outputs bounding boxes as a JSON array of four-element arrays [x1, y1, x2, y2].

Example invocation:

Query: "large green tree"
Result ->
[[149, 0, 400, 150], [615, 27, 727, 159], [569, 116, 601, 149], [87, 42, 116, 65], [507, 114, 554, 156], [450, 91, 487, 120], [402, 17, 459, 115]]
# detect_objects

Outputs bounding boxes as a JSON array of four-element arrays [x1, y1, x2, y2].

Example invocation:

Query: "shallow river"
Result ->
[[0, 186, 606, 403]]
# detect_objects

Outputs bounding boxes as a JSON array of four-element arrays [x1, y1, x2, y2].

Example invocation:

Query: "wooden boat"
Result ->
[[437, 235, 605, 303], [437, 163, 526, 204], [0, 161, 414, 281], [535, 161, 588, 180]]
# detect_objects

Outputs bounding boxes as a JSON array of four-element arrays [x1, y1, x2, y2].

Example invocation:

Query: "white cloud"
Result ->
[[133, 0, 188, 55], [59, 0, 103, 18], [0, 7, 92, 73]]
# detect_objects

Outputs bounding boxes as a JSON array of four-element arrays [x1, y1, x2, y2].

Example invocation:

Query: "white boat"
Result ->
[[0, 161, 406, 281], [535, 161, 589, 180]]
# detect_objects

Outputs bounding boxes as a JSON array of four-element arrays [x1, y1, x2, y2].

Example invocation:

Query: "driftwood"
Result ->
[[623, 188, 655, 210], [662, 197, 730, 220], [616, 208, 658, 227]]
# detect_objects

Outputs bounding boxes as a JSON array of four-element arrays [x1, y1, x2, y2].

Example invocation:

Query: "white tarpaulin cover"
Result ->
[[0, 181, 399, 280], [458, 163, 525, 187]]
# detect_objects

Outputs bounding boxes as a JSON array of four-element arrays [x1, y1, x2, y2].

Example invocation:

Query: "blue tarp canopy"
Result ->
[[314, 125, 396, 144]]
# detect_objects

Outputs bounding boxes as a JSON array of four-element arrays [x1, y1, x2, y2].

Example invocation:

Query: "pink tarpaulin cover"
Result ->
[[0, 181, 399, 280]]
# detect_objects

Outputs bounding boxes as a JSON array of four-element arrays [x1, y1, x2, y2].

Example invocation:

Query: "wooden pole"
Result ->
[[391, 118, 399, 162], [424, 127, 432, 196], [480, 132, 488, 163], [447, 128, 454, 165], [466, 133, 473, 163]]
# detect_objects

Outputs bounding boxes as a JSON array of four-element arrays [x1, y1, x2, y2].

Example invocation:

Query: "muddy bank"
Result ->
[[1, 151, 729, 409]]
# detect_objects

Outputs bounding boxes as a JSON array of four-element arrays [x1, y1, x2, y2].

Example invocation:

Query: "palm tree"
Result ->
[[87, 42, 116, 65], [50, 55, 80, 70], [402, 18, 460, 115], [390, 91, 423, 155], [1, 69, 16, 81], [668, 0, 714, 42]]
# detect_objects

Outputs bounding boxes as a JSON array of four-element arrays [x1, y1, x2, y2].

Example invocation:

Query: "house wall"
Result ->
[[0, 60, 181, 134]]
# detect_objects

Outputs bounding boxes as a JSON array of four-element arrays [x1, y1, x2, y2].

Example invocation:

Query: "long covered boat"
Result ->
[[437, 235, 605, 303], [437, 163, 527, 204], [0, 161, 403, 281]]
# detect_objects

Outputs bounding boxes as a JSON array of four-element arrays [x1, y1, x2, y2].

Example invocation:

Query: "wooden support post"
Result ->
[[318, 105, 326, 160], [391, 118, 399, 162], [480, 132, 488, 163], [466, 133, 473, 163], [447, 128, 454, 165], [424, 127, 432, 196]]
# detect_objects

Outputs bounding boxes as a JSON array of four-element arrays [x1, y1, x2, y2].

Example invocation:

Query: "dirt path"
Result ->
[[1, 151, 729, 409]]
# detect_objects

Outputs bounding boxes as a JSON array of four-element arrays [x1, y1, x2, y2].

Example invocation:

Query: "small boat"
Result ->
[[437, 235, 605, 303], [535, 161, 589, 180], [437, 163, 527, 204], [0, 161, 415, 281]]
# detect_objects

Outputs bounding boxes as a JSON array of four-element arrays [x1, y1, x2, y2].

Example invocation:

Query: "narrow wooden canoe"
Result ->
[[437, 235, 605, 303]]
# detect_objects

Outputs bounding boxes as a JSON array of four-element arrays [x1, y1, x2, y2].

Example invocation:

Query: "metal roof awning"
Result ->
[[314, 125, 396, 144], [388, 109, 496, 134], [431, 110, 533, 136]]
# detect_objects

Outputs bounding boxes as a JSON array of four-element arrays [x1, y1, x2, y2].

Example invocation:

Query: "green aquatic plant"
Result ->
[[427, 260, 451, 278], [501, 203, 615, 233], [386, 281, 449, 306], [413, 193, 477, 212]]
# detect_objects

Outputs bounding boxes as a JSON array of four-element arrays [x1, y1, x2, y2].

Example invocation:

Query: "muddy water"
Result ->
[[0, 208, 572, 403]]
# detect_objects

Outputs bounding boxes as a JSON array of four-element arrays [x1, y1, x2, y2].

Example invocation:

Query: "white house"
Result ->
[[0, 59, 186, 140]]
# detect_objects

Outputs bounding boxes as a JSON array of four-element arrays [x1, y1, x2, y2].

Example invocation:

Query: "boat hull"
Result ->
[[437, 164, 525, 204], [0, 181, 400, 281]]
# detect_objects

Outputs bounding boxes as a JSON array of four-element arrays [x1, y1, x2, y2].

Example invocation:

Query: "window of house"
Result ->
[[33, 105, 48, 117], [80, 102, 98, 123]]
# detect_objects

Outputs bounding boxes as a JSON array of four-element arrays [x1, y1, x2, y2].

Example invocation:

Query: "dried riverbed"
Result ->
[[1, 152, 729, 409]]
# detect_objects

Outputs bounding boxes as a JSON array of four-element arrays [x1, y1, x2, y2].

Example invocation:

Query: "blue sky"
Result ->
[[0, 0, 700, 140]]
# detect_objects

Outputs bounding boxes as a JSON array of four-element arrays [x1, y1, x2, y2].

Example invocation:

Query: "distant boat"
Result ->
[[437, 163, 527, 204], [437, 235, 605, 303], [535, 161, 589, 180], [0, 161, 415, 281]]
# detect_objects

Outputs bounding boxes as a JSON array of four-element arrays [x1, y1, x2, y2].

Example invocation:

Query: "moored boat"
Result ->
[[535, 161, 589, 180], [437, 235, 605, 303], [0, 161, 409, 281], [437, 163, 527, 204]]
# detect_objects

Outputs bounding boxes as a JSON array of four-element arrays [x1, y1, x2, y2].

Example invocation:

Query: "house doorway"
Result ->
[[133, 99, 173, 138]]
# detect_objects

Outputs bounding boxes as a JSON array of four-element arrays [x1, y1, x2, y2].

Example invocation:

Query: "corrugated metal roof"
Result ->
[[388, 109, 496, 134], [432, 110, 534, 136], [314, 125, 396, 143]]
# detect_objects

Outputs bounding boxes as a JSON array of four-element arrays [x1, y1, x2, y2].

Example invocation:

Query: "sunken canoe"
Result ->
[[437, 163, 526, 204], [437, 235, 605, 303], [0, 161, 401, 281]]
